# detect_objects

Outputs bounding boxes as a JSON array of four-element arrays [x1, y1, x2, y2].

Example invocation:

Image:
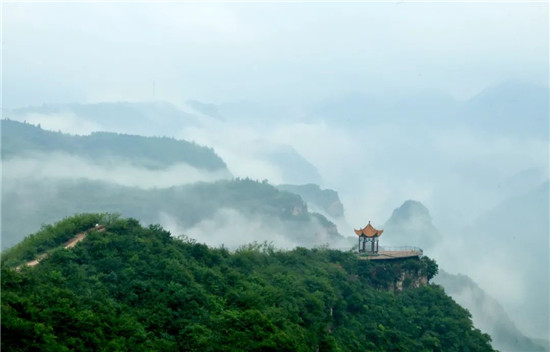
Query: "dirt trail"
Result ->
[[64, 231, 91, 249], [25, 253, 48, 267], [17, 225, 105, 270]]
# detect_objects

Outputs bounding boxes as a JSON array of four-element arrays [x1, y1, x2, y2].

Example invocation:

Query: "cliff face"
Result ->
[[277, 184, 345, 218], [357, 256, 438, 292], [395, 270, 428, 291]]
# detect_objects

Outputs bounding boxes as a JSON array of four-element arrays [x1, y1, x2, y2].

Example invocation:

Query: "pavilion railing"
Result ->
[[378, 246, 423, 255]]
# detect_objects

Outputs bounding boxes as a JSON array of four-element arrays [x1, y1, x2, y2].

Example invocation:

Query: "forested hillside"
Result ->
[[2, 178, 342, 249], [2, 214, 494, 352], [1, 119, 226, 171]]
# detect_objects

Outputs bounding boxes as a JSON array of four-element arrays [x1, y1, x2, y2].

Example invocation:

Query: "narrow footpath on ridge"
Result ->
[[16, 225, 106, 270]]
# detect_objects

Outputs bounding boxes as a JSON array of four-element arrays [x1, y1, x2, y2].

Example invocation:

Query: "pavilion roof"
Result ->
[[354, 222, 383, 238]]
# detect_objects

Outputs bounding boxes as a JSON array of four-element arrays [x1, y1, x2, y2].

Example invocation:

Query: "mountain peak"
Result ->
[[384, 200, 441, 249], [391, 200, 431, 220]]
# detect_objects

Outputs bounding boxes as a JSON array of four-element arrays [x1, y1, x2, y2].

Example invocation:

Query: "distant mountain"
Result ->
[[277, 184, 344, 219], [310, 90, 458, 128], [433, 271, 547, 352], [3, 102, 322, 185], [5, 101, 202, 137], [2, 178, 343, 250], [383, 200, 442, 250], [185, 99, 224, 120], [473, 180, 549, 248], [263, 146, 322, 185], [459, 80, 549, 140], [469, 181, 549, 339], [496, 167, 549, 199], [310, 80, 548, 140], [1, 119, 227, 172]]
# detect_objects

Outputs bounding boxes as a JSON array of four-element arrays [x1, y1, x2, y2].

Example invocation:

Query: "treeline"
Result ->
[[1, 119, 226, 171], [2, 214, 494, 351]]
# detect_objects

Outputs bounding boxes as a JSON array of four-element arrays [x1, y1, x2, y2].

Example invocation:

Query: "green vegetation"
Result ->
[[1, 119, 226, 171], [2, 214, 495, 351], [1, 213, 117, 267]]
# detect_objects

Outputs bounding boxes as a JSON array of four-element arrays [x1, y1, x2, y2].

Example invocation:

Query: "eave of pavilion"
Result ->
[[354, 221, 383, 238]]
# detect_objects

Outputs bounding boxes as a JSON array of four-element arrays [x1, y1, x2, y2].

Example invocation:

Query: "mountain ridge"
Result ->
[[1, 119, 227, 171]]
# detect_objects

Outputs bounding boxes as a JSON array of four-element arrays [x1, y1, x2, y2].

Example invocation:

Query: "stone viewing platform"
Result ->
[[358, 246, 423, 260], [354, 221, 423, 260]]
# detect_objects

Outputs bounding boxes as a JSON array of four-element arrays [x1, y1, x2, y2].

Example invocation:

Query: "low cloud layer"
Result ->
[[159, 209, 301, 250], [8, 112, 103, 136], [159, 208, 352, 251], [3, 152, 231, 189]]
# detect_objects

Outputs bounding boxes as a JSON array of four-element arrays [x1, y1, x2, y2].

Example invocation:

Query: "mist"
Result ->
[[159, 208, 350, 251], [3, 153, 231, 189]]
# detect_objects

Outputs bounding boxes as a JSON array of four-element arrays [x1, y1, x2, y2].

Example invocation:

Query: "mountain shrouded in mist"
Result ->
[[3, 106, 324, 186], [467, 180, 550, 340], [1, 119, 227, 172], [383, 200, 442, 250], [459, 80, 549, 140], [277, 184, 345, 219], [2, 177, 344, 251], [433, 270, 546, 352], [5, 101, 203, 137], [384, 199, 549, 351], [1, 119, 339, 250], [311, 81, 549, 141]]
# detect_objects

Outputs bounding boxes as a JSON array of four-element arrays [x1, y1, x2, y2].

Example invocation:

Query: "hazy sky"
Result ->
[[3, 2, 548, 108]]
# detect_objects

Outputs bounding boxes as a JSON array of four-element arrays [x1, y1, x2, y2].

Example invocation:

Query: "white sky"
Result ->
[[2, 2, 548, 108]]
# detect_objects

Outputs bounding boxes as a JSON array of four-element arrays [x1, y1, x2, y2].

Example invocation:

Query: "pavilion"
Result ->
[[354, 221, 383, 254]]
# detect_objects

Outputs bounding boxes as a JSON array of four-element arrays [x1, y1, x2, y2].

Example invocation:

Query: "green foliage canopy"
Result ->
[[2, 214, 494, 352]]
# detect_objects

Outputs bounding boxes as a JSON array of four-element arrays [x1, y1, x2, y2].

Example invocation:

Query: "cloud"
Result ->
[[3, 152, 231, 189], [159, 208, 350, 251], [159, 209, 299, 250], [8, 112, 102, 136]]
